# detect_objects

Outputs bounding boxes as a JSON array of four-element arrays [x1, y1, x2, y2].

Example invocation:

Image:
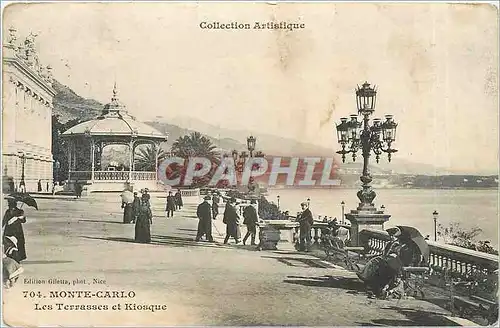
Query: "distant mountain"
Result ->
[[51, 83, 495, 176], [155, 115, 335, 157], [52, 80, 103, 122]]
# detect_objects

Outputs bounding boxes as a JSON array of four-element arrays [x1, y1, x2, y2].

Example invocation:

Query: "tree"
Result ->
[[52, 115, 81, 181], [437, 222, 498, 255], [134, 145, 166, 171], [169, 132, 219, 188], [171, 132, 217, 160]]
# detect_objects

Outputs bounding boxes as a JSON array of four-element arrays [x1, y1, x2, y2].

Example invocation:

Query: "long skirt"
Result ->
[[4, 225, 27, 262], [357, 255, 399, 295], [123, 204, 134, 223], [3, 256, 23, 288], [135, 218, 151, 243]]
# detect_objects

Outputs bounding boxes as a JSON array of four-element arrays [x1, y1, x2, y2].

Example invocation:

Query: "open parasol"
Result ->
[[120, 190, 134, 204], [5, 193, 38, 210], [396, 225, 430, 264]]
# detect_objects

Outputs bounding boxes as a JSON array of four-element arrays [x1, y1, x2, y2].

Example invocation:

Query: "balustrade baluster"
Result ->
[[313, 227, 320, 245]]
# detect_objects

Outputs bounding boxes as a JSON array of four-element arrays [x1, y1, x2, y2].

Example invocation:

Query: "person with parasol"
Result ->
[[120, 189, 134, 224], [2, 195, 36, 262]]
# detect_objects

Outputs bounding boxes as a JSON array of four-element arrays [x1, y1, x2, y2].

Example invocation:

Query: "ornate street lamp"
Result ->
[[341, 201, 345, 224], [335, 82, 398, 210], [20, 153, 26, 189], [247, 135, 256, 157], [433, 210, 439, 241]]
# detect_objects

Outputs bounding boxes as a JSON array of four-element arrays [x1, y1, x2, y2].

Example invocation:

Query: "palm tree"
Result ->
[[171, 132, 217, 160], [134, 145, 166, 171], [170, 132, 219, 187]]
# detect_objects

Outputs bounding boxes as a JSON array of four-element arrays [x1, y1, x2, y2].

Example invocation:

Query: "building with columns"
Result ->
[[2, 28, 56, 193]]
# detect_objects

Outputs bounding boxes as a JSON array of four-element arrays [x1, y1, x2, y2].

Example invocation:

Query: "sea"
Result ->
[[265, 188, 499, 248]]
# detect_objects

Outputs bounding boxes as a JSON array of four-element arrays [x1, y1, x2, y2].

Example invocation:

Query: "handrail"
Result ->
[[359, 228, 499, 281]]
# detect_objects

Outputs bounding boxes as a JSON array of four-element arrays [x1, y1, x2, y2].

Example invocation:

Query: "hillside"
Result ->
[[52, 80, 103, 122], [50, 82, 492, 177]]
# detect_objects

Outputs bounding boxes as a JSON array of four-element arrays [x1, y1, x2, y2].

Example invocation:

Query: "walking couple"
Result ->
[[223, 198, 259, 245]]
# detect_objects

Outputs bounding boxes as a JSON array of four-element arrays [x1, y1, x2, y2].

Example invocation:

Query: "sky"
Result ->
[[3, 2, 499, 174]]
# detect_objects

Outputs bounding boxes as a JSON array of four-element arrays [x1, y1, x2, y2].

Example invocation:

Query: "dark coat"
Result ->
[[196, 201, 213, 238], [298, 208, 313, 235], [3, 207, 27, 261], [197, 201, 212, 222], [175, 192, 183, 206], [223, 204, 240, 238], [243, 205, 258, 227], [166, 195, 176, 210], [132, 196, 141, 216], [135, 201, 152, 243]]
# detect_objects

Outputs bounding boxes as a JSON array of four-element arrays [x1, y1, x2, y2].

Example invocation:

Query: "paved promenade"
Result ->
[[2, 193, 472, 326]]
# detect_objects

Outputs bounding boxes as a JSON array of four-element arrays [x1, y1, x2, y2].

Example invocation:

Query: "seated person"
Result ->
[[356, 227, 406, 298]]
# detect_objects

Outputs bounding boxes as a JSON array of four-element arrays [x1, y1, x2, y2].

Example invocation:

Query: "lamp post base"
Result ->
[[345, 205, 391, 247]]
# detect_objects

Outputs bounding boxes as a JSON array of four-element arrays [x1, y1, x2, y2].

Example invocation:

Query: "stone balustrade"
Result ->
[[359, 228, 499, 282], [131, 171, 156, 180], [290, 221, 346, 249], [69, 171, 157, 181], [180, 188, 200, 197]]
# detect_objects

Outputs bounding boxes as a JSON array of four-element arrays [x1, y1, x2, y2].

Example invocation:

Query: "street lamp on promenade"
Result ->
[[232, 135, 262, 173], [336, 82, 398, 208], [433, 210, 439, 241], [336, 82, 398, 246], [341, 201, 345, 224], [247, 135, 256, 158], [20, 153, 26, 190]]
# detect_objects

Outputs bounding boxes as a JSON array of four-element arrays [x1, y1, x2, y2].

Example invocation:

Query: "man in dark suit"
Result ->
[[165, 191, 175, 218], [242, 199, 259, 246], [223, 198, 240, 244], [297, 201, 314, 251], [196, 195, 214, 242]]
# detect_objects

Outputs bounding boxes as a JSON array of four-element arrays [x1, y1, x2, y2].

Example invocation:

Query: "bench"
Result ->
[[322, 238, 366, 271]]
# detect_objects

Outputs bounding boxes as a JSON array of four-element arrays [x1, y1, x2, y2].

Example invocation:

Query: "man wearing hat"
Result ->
[[242, 199, 258, 246], [223, 198, 240, 244], [165, 191, 176, 218], [196, 195, 214, 242], [297, 201, 314, 252]]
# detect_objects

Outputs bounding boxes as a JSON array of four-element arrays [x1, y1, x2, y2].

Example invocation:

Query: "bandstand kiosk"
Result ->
[[61, 85, 167, 193]]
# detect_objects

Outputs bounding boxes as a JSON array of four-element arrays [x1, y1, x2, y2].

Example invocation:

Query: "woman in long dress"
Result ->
[[2, 199, 27, 262], [122, 201, 134, 224], [135, 198, 152, 243], [357, 227, 404, 298]]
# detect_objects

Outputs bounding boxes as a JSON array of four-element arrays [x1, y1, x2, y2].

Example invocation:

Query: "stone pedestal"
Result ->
[[257, 221, 299, 251], [345, 203, 390, 247]]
